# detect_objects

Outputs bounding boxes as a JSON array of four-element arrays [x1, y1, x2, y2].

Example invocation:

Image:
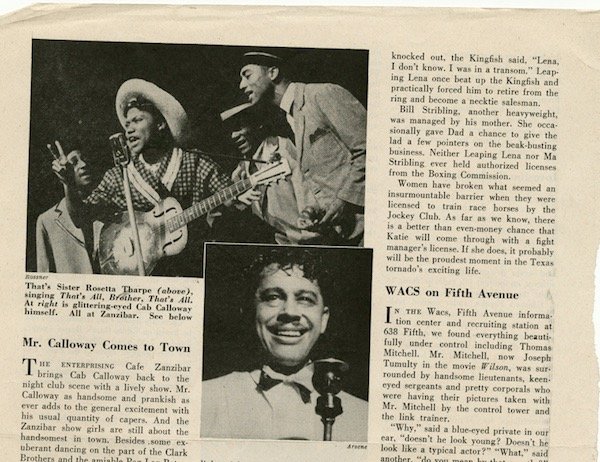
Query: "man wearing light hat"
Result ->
[[236, 52, 366, 245], [52, 78, 232, 276]]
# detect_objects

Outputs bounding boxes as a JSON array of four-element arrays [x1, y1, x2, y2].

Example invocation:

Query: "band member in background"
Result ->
[[201, 248, 367, 441], [237, 51, 367, 245], [224, 104, 325, 245], [37, 142, 102, 273], [51, 79, 232, 276]]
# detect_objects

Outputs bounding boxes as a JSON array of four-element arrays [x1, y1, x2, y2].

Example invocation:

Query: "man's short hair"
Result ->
[[244, 248, 333, 307]]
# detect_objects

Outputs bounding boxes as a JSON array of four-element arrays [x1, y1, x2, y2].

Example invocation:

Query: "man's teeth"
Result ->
[[277, 330, 302, 337]]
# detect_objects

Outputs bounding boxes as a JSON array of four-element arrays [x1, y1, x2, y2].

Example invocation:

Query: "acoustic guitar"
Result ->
[[98, 159, 291, 275]]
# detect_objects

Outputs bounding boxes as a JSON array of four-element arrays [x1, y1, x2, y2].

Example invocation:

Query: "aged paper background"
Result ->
[[0, 5, 598, 462]]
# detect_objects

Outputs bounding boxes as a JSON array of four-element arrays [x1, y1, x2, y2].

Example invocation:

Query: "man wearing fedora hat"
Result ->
[[52, 78, 232, 276], [236, 52, 366, 245], [222, 103, 325, 245]]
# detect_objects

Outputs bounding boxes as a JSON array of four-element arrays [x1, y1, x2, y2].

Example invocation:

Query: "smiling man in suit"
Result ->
[[201, 247, 368, 441], [237, 51, 367, 245], [36, 143, 102, 273]]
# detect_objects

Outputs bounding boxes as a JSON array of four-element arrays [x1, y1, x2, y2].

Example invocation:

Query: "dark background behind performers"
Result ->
[[26, 40, 368, 273], [202, 244, 372, 401]]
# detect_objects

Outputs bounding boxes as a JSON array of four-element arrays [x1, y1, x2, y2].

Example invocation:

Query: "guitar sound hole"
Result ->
[[154, 206, 177, 218], [171, 231, 183, 243], [163, 231, 183, 250]]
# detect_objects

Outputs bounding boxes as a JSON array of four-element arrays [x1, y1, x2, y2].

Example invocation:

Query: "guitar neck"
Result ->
[[167, 178, 253, 232]]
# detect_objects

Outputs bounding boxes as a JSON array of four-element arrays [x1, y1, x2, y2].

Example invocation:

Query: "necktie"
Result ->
[[257, 370, 312, 404]]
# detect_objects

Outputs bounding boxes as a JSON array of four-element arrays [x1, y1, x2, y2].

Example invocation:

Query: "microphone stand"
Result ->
[[312, 359, 349, 441], [109, 133, 145, 276]]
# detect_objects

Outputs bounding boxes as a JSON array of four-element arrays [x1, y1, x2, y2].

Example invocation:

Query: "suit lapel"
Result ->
[[293, 83, 306, 161], [53, 200, 86, 248]]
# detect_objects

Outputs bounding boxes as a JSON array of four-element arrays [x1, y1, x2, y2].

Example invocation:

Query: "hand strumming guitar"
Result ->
[[231, 162, 261, 206]]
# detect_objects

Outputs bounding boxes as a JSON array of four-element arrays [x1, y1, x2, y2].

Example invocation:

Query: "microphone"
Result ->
[[107, 132, 145, 276], [109, 133, 130, 167], [312, 358, 349, 441]]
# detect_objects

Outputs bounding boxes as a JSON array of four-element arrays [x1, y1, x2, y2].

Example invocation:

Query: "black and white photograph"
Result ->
[[26, 39, 368, 277], [201, 243, 372, 441]]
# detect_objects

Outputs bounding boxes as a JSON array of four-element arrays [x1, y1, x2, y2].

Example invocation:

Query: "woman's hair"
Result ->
[[124, 96, 174, 145]]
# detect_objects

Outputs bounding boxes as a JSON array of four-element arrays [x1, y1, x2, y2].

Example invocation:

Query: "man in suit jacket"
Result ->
[[37, 147, 101, 273], [201, 248, 368, 441], [237, 52, 366, 245]]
